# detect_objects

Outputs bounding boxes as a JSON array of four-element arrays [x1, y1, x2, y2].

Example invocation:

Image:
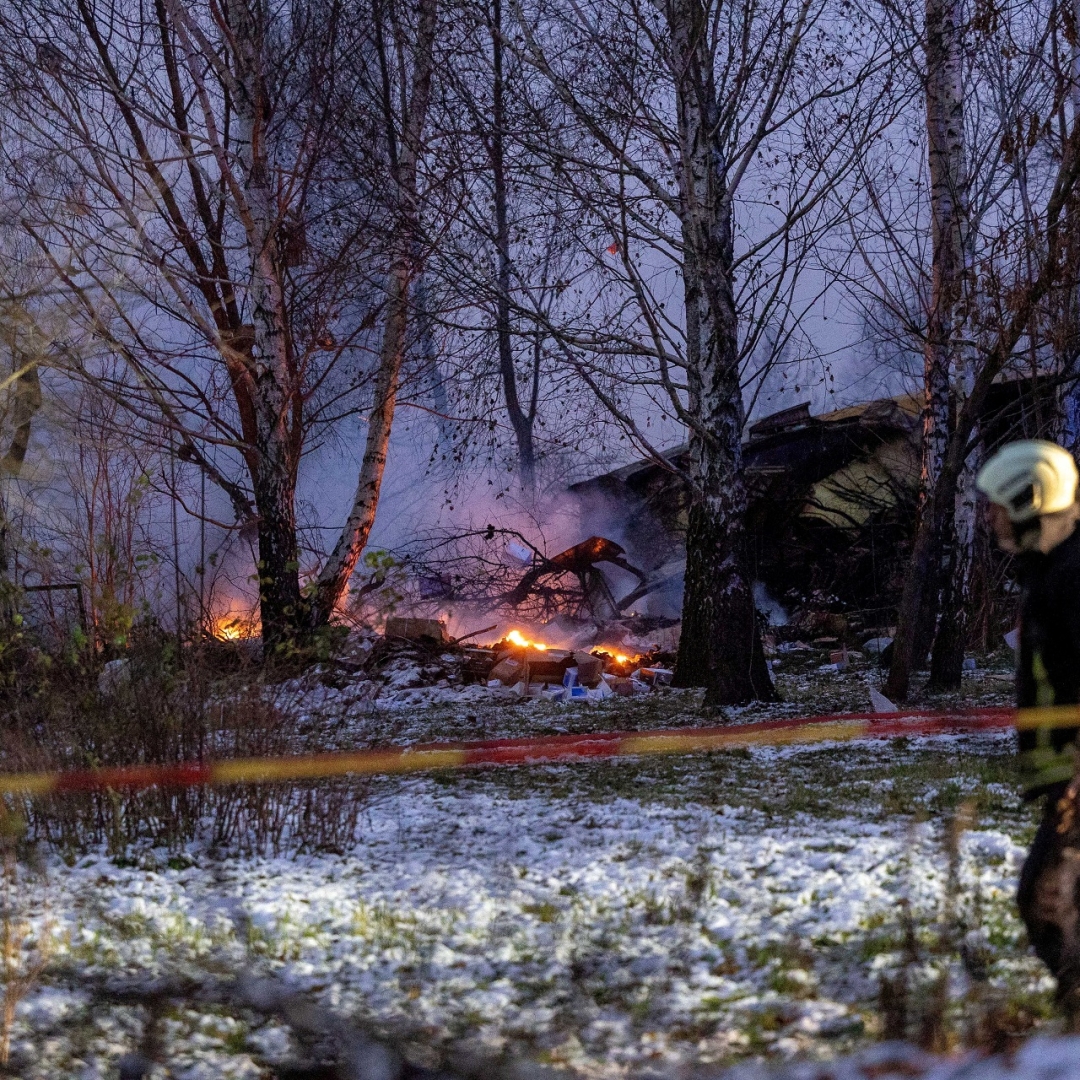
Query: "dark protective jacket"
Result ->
[[1014, 526, 1080, 1016], [1017, 526, 1080, 795]]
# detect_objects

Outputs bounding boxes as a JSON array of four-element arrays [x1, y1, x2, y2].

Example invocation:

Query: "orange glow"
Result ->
[[593, 647, 639, 668], [507, 629, 548, 651], [208, 607, 257, 641]]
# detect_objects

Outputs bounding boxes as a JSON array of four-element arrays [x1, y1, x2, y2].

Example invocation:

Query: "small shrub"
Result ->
[[0, 629, 368, 857]]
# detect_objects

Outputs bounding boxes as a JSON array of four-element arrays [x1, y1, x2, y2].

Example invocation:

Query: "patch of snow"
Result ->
[[6, 729, 1041, 1076]]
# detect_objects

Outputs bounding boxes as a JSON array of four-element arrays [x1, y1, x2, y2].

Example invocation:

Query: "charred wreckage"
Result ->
[[333, 381, 1050, 699]]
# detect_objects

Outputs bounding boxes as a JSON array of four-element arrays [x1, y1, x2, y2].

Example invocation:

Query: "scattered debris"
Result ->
[[311, 614, 685, 708], [870, 688, 899, 713], [863, 636, 894, 656]]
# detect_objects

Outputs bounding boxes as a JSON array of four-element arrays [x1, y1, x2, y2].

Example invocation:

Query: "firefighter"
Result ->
[[976, 439, 1080, 1025]]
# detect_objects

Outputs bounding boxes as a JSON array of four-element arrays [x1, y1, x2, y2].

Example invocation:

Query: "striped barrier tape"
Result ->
[[0, 703, 1025, 799]]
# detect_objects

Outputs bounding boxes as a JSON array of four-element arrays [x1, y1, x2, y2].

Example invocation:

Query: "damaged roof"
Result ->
[[569, 393, 921, 522]]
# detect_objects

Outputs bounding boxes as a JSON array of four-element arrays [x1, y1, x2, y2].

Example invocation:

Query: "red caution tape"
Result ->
[[0, 705, 1017, 799]]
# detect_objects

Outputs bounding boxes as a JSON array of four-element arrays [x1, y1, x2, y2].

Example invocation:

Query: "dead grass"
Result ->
[[873, 801, 1051, 1056], [0, 632, 370, 857]]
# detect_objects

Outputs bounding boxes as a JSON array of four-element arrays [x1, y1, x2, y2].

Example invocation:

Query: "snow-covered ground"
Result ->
[[269, 655, 1016, 750], [2, 710, 1052, 1078]]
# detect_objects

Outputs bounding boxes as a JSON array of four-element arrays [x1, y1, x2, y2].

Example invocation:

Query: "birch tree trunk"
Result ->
[[308, 0, 438, 627], [223, 0, 306, 651], [929, 5, 981, 688], [0, 350, 40, 600], [889, 28, 1080, 699], [887, 0, 968, 699], [666, 0, 776, 706]]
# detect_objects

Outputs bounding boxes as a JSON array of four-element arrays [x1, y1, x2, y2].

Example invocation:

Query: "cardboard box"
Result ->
[[489, 657, 525, 685], [571, 654, 605, 687]]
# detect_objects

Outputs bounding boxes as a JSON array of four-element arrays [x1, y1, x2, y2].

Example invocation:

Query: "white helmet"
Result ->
[[976, 440, 1079, 523]]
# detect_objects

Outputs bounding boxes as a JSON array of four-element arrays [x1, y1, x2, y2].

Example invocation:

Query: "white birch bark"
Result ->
[[922, 0, 965, 501], [309, 0, 439, 625], [667, 0, 775, 703], [890, 0, 969, 692], [929, 0, 981, 684], [930, 14, 981, 683]]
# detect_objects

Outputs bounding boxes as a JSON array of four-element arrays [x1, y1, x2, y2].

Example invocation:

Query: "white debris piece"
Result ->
[[505, 540, 533, 565], [870, 688, 898, 713], [97, 657, 132, 695], [863, 637, 893, 656]]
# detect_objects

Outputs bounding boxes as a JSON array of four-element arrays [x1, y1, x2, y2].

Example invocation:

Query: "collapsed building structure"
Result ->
[[568, 379, 1056, 638]]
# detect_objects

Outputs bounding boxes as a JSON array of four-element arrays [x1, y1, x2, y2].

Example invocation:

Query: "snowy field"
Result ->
[[0, 664, 1055, 1079]]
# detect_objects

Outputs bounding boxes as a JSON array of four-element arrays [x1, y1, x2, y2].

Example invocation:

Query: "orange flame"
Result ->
[[596, 646, 629, 661], [593, 647, 637, 667], [208, 605, 258, 641], [213, 618, 244, 641], [507, 629, 548, 651]]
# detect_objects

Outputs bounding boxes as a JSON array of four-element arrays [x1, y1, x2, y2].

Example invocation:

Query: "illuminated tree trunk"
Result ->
[[222, 0, 306, 650], [888, 0, 968, 699], [309, 0, 438, 626], [0, 352, 40, 616]]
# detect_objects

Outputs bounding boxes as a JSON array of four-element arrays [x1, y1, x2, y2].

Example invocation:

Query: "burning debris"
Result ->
[[325, 521, 683, 701], [330, 614, 677, 707], [470, 624, 674, 700]]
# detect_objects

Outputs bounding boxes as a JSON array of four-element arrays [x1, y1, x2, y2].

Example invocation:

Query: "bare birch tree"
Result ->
[[891, 3, 1080, 698], [913, 0, 1080, 697], [306, 0, 440, 625], [0, 0, 440, 648], [837, 0, 1075, 697], [509, 0, 892, 703], [886, 0, 973, 696]]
